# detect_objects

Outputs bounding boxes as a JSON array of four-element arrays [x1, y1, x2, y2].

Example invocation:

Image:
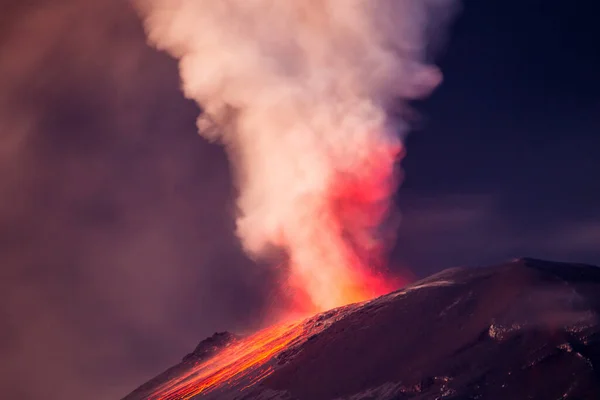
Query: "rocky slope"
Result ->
[[124, 258, 600, 399]]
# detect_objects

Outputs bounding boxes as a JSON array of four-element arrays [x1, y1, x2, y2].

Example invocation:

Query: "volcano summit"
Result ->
[[124, 258, 600, 400]]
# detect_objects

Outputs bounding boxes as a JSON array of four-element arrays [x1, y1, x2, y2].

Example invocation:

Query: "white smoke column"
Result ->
[[137, 0, 458, 312]]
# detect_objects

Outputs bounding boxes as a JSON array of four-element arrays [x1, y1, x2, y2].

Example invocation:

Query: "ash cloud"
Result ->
[[136, 0, 461, 311], [0, 1, 278, 399]]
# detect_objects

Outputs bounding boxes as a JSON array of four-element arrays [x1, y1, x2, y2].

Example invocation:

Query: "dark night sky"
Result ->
[[394, 0, 600, 274], [0, 1, 598, 399]]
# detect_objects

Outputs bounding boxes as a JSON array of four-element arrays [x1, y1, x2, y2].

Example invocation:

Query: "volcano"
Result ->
[[124, 258, 600, 400]]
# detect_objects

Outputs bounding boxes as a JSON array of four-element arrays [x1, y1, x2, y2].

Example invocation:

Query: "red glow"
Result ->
[[283, 147, 402, 313], [147, 321, 307, 399]]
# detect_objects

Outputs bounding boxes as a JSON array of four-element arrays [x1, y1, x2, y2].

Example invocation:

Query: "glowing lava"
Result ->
[[141, 307, 364, 400], [145, 321, 304, 399]]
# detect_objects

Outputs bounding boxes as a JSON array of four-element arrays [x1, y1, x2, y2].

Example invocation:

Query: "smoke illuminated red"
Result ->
[[282, 144, 402, 313]]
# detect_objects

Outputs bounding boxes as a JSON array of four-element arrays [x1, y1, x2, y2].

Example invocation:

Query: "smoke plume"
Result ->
[[137, 0, 458, 312]]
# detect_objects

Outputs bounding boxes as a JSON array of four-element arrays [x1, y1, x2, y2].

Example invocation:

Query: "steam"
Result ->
[[137, 0, 458, 311]]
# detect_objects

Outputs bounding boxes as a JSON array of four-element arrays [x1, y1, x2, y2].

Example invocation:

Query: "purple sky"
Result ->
[[1, 0, 598, 399]]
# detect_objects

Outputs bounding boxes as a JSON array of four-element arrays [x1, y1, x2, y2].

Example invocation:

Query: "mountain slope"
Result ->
[[124, 258, 600, 399]]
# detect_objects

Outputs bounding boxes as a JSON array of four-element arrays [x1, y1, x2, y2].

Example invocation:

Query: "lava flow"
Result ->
[[140, 307, 358, 400], [145, 321, 304, 399]]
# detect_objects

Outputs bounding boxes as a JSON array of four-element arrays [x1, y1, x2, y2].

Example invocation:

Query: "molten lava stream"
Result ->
[[148, 321, 307, 400]]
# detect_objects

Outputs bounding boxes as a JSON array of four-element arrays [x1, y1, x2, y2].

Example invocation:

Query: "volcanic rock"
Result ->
[[124, 258, 600, 399], [182, 332, 239, 362]]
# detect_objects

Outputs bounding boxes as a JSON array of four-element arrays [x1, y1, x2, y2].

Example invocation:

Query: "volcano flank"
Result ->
[[124, 258, 600, 400]]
